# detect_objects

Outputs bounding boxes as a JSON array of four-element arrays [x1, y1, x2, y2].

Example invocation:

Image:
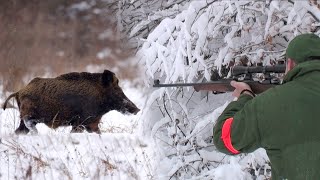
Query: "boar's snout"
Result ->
[[121, 98, 140, 115], [132, 106, 140, 115], [107, 80, 140, 115]]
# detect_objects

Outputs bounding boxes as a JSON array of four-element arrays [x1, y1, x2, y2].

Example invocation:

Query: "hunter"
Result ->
[[213, 33, 320, 179]]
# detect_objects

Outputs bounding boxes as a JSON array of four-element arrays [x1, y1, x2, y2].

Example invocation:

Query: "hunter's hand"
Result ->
[[230, 81, 254, 98]]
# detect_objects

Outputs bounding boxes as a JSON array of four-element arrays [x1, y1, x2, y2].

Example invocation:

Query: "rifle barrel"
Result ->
[[153, 79, 231, 88]]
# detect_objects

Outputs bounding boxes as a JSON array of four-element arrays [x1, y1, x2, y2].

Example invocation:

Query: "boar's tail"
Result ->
[[3, 92, 18, 110]]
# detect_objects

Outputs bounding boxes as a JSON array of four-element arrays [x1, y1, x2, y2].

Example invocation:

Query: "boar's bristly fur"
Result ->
[[3, 70, 140, 134]]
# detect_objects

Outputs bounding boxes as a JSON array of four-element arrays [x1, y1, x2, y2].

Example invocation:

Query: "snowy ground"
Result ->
[[0, 133, 152, 180]]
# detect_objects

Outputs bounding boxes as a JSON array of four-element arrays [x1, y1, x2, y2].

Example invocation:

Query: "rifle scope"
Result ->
[[231, 64, 286, 76]]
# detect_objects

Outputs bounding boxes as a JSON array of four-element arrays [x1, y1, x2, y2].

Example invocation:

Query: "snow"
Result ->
[[97, 48, 112, 59], [98, 29, 113, 40], [0, 133, 151, 180], [70, 2, 91, 11]]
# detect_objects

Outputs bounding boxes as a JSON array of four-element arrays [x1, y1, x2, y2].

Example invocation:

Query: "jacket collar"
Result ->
[[283, 60, 320, 83]]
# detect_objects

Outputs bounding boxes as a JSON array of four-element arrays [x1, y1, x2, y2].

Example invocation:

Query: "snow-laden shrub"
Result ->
[[138, 0, 319, 84], [133, 0, 320, 179], [116, 0, 190, 48]]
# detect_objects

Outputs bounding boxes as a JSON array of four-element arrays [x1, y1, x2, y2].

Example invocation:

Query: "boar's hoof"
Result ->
[[15, 120, 30, 134], [15, 128, 30, 134], [133, 108, 140, 115], [128, 106, 140, 115]]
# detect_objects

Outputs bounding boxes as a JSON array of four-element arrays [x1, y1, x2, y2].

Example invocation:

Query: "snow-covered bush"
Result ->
[[116, 0, 190, 48], [130, 0, 320, 179], [138, 0, 319, 84]]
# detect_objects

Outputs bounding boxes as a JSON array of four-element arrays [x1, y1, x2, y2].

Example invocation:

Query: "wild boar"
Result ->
[[2, 70, 140, 134]]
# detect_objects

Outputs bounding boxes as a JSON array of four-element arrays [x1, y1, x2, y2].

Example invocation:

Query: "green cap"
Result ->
[[286, 33, 320, 64]]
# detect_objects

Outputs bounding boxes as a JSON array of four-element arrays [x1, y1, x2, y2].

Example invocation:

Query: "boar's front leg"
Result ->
[[71, 117, 102, 134], [71, 125, 85, 133], [70, 116, 102, 134], [71, 119, 101, 134], [86, 118, 101, 134]]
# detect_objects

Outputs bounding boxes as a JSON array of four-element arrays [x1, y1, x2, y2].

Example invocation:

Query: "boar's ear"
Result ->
[[102, 70, 114, 86], [112, 75, 119, 85]]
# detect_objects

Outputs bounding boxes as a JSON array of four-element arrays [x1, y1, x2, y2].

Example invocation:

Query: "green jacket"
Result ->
[[213, 60, 320, 179]]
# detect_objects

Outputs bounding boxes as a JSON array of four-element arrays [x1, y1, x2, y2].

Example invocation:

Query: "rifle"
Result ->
[[153, 64, 286, 94]]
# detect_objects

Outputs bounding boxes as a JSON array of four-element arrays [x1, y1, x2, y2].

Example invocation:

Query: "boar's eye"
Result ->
[[102, 70, 115, 86]]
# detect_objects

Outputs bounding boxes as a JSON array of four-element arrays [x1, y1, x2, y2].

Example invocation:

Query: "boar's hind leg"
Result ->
[[15, 119, 30, 134], [22, 115, 38, 134]]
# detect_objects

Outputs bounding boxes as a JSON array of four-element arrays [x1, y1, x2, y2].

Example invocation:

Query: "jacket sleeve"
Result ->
[[213, 94, 261, 155]]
